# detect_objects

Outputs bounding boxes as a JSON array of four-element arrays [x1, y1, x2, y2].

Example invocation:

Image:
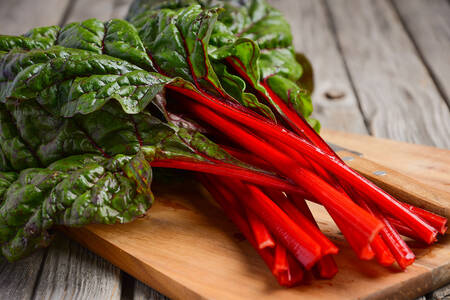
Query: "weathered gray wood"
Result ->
[[65, 0, 115, 23], [325, 0, 450, 148], [111, 0, 135, 19], [32, 234, 122, 300], [392, 0, 450, 106], [133, 279, 169, 300], [62, 0, 133, 24], [268, 0, 368, 134], [430, 283, 450, 300], [0, 251, 45, 299], [0, 0, 70, 35], [0, 1, 448, 299]]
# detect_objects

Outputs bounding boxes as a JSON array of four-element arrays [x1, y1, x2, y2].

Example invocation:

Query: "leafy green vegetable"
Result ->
[[1, 2, 439, 287], [128, 2, 278, 120], [0, 1, 319, 261], [0, 154, 152, 261], [0, 16, 255, 260], [127, 0, 319, 130]]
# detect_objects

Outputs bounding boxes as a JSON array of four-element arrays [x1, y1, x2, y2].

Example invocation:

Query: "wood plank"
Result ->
[[392, 0, 450, 106], [63, 131, 450, 300], [0, 0, 70, 35], [430, 283, 450, 300], [325, 0, 450, 148], [321, 129, 450, 193], [32, 234, 122, 300], [134, 279, 169, 300], [268, 0, 368, 134], [65, 0, 115, 24], [111, 0, 135, 19], [1, 1, 448, 300], [63, 0, 133, 24], [0, 251, 45, 299]]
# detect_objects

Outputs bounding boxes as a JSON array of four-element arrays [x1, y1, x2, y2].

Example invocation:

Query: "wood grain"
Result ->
[[0, 1, 448, 299], [325, 0, 450, 148], [430, 283, 450, 300], [134, 279, 169, 300], [65, 0, 115, 23], [63, 132, 450, 300], [0, 251, 45, 299], [32, 235, 122, 300], [0, 0, 70, 35], [321, 129, 450, 192], [392, 0, 450, 106], [268, 0, 369, 134], [335, 149, 450, 219], [110, 0, 135, 19], [63, 0, 133, 24]]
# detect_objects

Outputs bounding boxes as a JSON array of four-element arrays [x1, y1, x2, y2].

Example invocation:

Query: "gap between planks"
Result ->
[[268, 0, 370, 135], [391, 0, 450, 108], [0, 1, 448, 299], [324, 0, 450, 149]]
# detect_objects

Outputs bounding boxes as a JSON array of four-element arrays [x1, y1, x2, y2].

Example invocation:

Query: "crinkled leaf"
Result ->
[[0, 102, 43, 170], [58, 19, 155, 71], [0, 153, 153, 261], [131, 5, 229, 99], [0, 46, 171, 117], [0, 19, 154, 72], [213, 0, 318, 129], [0, 46, 142, 101], [129, 1, 315, 125], [0, 42, 252, 168], [130, 5, 278, 119], [129, 0, 318, 128], [0, 172, 17, 197], [55, 70, 169, 117], [211, 38, 260, 85], [57, 19, 105, 53], [212, 60, 274, 120], [259, 48, 302, 82], [219, 0, 292, 49]]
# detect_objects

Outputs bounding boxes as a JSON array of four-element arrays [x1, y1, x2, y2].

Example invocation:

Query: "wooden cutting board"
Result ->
[[62, 130, 450, 300]]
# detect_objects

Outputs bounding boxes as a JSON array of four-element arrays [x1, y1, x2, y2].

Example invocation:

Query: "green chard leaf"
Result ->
[[129, 3, 277, 120], [211, 59, 275, 120], [214, 0, 319, 128], [130, 5, 229, 98], [0, 153, 153, 261], [0, 17, 270, 259], [127, 0, 319, 129], [0, 0, 320, 260]]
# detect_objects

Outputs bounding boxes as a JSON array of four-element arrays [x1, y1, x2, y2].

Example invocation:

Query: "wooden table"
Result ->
[[0, 0, 449, 299]]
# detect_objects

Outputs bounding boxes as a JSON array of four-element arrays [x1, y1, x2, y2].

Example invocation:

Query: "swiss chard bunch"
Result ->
[[0, 0, 446, 288], [0, 17, 291, 261]]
